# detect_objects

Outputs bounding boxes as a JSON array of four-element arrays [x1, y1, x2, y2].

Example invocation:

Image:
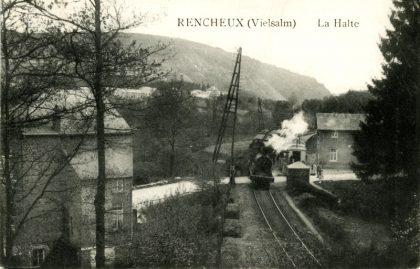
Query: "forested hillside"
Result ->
[[119, 33, 331, 102]]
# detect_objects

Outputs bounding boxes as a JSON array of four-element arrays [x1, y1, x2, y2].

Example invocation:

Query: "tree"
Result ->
[[0, 1, 89, 265], [27, 1, 168, 266], [209, 95, 224, 137], [144, 81, 195, 177], [288, 92, 299, 113], [352, 0, 419, 180], [272, 100, 293, 127], [301, 90, 373, 114], [351, 2, 419, 264], [301, 90, 373, 129]]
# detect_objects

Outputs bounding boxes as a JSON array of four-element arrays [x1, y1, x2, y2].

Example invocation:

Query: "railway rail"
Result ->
[[253, 189, 323, 268]]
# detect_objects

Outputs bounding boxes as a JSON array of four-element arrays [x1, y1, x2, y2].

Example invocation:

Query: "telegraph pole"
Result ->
[[257, 97, 265, 131], [212, 47, 242, 185]]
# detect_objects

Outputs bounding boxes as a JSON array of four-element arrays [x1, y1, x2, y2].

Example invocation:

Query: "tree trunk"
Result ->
[[416, 39, 420, 222], [169, 143, 175, 177], [94, 98, 106, 268], [93, 0, 106, 267], [1, 17, 14, 267], [415, 38, 420, 182], [0, 199, 3, 264]]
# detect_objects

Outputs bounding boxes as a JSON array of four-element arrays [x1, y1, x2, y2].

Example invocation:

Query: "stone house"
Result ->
[[10, 89, 134, 267], [311, 113, 366, 169]]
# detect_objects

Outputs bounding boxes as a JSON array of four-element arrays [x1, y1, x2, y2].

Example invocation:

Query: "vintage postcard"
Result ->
[[0, 0, 418, 268]]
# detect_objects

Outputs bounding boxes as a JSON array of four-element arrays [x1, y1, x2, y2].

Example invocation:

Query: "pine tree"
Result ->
[[352, 0, 419, 180]]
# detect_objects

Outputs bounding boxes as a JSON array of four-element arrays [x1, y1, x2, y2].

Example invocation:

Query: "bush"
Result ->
[[317, 178, 416, 224], [129, 185, 228, 267], [315, 177, 419, 267]]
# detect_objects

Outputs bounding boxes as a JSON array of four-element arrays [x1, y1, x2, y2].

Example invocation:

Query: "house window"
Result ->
[[109, 202, 124, 231], [329, 149, 338, 162], [112, 209, 123, 231], [32, 248, 45, 267], [332, 131, 338, 138], [115, 179, 124, 192]]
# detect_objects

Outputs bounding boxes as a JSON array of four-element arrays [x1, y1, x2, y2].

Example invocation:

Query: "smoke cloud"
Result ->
[[265, 111, 308, 154]]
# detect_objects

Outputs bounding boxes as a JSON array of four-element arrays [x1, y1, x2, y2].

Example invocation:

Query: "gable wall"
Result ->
[[317, 130, 357, 168]]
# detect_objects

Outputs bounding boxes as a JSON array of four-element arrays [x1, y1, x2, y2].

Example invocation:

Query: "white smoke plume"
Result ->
[[265, 111, 308, 154]]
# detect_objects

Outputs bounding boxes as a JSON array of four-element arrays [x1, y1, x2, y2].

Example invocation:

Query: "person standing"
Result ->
[[312, 163, 317, 176], [317, 164, 322, 179]]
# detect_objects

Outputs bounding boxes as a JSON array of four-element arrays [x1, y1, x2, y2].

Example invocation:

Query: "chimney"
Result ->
[[52, 105, 61, 132]]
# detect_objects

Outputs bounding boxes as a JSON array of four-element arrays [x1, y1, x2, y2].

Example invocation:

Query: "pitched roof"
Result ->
[[287, 161, 309, 169], [69, 139, 133, 179], [114, 87, 156, 100], [316, 113, 366, 131], [22, 88, 131, 136], [299, 132, 316, 143]]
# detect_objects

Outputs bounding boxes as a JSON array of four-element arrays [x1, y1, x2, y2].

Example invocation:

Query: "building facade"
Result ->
[[10, 89, 134, 268], [314, 113, 366, 169]]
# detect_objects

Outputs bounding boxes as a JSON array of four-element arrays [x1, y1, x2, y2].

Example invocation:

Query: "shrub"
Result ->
[[317, 178, 416, 224], [315, 177, 419, 267], [129, 185, 227, 267]]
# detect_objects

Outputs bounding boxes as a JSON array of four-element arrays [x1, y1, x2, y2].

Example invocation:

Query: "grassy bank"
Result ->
[[315, 178, 415, 224], [115, 184, 229, 268], [289, 177, 418, 268]]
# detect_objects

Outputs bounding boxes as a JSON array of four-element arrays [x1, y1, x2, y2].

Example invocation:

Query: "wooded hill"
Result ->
[[119, 33, 331, 102]]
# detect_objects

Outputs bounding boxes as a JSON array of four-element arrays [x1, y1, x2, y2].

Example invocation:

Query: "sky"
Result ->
[[121, 0, 394, 95]]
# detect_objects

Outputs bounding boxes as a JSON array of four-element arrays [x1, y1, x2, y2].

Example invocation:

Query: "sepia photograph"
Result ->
[[0, 0, 419, 268]]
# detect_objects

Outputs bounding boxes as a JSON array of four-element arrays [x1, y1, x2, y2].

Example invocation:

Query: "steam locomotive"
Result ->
[[248, 130, 275, 189]]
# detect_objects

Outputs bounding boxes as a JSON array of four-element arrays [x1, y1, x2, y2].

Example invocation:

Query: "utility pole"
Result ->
[[257, 97, 265, 131], [416, 43, 420, 219], [212, 47, 242, 185]]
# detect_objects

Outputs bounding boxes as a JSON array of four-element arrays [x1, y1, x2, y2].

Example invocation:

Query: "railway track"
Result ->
[[253, 189, 323, 268]]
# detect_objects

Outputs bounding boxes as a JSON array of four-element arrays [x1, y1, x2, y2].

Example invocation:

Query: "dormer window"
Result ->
[[332, 131, 338, 138]]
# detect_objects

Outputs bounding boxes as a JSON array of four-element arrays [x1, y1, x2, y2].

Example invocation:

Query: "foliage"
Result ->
[[11, 1, 169, 266], [121, 79, 298, 181], [314, 178, 419, 267], [127, 186, 228, 267], [348, 1, 419, 264], [352, 0, 419, 180], [148, 80, 205, 92], [144, 80, 197, 176], [301, 90, 373, 129], [42, 236, 80, 268], [302, 90, 372, 114], [0, 1, 98, 264], [271, 100, 293, 126], [317, 178, 414, 223]]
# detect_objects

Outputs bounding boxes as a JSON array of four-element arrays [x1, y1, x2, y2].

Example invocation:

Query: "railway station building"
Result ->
[[310, 113, 366, 169]]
